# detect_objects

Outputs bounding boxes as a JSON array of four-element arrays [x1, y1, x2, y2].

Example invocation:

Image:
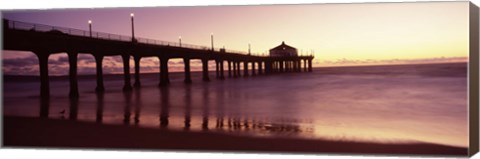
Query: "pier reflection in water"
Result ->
[[184, 85, 192, 130], [201, 84, 210, 131], [134, 88, 141, 125], [122, 91, 132, 125], [159, 87, 170, 128], [95, 92, 104, 123], [42, 82, 310, 138], [69, 96, 79, 120]]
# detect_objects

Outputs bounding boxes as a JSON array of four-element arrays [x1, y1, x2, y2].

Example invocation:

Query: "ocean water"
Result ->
[[3, 62, 468, 147]]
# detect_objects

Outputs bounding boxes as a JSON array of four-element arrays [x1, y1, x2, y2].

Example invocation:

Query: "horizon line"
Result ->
[[2, 61, 467, 77]]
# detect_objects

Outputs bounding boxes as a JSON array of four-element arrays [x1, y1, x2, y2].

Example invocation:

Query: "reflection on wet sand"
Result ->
[[123, 91, 132, 125], [41, 85, 309, 137], [215, 84, 225, 129], [39, 97, 49, 118], [201, 84, 210, 131], [95, 92, 104, 123], [69, 97, 78, 120], [159, 87, 169, 128], [134, 88, 141, 125], [184, 85, 192, 130]]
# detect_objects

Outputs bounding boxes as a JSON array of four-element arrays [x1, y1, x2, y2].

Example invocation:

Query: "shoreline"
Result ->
[[3, 116, 467, 156]]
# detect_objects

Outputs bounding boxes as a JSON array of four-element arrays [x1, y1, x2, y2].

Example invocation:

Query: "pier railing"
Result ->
[[5, 19, 263, 56]]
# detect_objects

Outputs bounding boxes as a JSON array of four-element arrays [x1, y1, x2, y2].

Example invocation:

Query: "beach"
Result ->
[[3, 116, 467, 156]]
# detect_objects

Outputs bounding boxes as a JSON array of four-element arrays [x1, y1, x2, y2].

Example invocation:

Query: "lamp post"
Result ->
[[179, 36, 182, 47], [88, 20, 92, 37], [130, 13, 135, 42], [210, 33, 214, 51], [248, 43, 251, 55]]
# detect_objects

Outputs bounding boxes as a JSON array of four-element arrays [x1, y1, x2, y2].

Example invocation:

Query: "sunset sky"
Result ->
[[2, 1, 470, 75]]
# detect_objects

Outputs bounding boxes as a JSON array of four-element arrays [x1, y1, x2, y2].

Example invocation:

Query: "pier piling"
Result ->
[[67, 52, 79, 98]]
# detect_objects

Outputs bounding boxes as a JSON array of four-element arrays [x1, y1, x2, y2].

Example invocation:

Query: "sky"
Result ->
[[1, 1, 470, 75]]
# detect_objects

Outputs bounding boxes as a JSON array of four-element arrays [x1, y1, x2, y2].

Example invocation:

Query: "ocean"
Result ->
[[2, 62, 468, 148]]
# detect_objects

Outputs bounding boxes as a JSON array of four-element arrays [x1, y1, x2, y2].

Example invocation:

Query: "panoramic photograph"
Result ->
[[1, 1, 473, 156]]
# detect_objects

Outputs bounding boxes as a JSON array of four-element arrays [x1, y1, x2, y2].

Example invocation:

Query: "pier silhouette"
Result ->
[[3, 19, 314, 114]]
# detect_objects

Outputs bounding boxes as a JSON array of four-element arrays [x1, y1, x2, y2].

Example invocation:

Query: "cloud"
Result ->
[[110, 56, 123, 63], [139, 65, 159, 72], [318, 57, 467, 66], [49, 56, 68, 65], [3, 65, 39, 75], [2, 55, 38, 67], [78, 54, 96, 64], [103, 65, 124, 74], [2, 54, 41, 75], [191, 60, 202, 65], [168, 59, 184, 65]]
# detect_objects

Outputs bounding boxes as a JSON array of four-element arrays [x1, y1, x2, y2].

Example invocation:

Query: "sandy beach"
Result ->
[[3, 116, 467, 156]]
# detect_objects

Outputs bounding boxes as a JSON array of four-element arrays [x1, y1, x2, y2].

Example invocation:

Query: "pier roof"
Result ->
[[270, 41, 297, 51]]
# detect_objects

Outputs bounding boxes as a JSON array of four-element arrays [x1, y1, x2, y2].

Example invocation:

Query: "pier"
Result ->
[[2, 19, 314, 100]]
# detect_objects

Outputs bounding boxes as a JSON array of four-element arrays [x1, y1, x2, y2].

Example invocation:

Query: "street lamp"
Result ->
[[210, 32, 214, 51], [248, 43, 251, 55], [130, 13, 135, 42], [88, 20, 92, 37], [179, 36, 182, 47]]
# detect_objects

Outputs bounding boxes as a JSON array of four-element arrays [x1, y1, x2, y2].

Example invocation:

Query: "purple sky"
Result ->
[[2, 2, 469, 75]]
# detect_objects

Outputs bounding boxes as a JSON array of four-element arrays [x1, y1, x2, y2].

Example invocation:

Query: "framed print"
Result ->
[[2, 1, 479, 157]]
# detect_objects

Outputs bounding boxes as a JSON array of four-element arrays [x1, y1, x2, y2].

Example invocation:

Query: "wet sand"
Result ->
[[3, 116, 467, 156]]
